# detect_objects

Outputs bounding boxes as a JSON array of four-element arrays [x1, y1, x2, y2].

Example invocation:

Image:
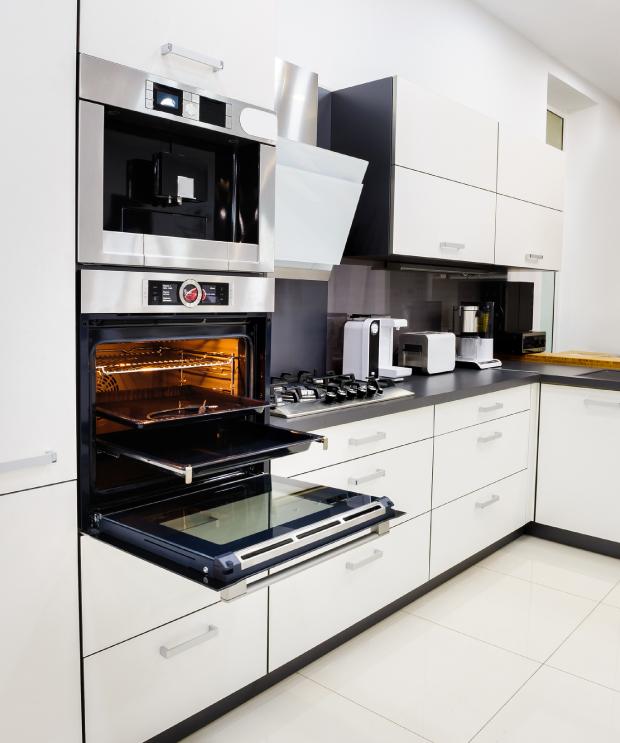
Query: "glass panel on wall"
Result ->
[[546, 110, 564, 150]]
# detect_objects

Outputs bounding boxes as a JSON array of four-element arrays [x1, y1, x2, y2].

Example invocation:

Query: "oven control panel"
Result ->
[[145, 80, 232, 128], [147, 279, 230, 308]]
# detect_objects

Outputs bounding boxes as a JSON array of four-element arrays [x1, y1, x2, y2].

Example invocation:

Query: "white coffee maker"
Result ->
[[342, 316, 412, 380]]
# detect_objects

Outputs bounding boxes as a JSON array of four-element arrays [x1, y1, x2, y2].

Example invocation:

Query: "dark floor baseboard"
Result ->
[[526, 522, 620, 559], [147, 526, 525, 743]]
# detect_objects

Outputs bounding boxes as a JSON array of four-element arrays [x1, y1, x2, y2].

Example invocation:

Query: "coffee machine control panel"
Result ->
[[145, 80, 233, 128], [146, 279, 230, 308]]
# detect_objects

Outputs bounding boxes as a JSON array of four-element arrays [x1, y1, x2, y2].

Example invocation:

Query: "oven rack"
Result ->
[[96, 349, 236, 376]]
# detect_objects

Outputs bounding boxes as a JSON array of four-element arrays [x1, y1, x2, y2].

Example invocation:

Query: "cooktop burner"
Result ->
[[269, 371, 414, 419]]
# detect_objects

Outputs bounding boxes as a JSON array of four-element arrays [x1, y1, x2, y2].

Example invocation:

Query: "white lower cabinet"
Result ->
[[430, 470, 530, 578], [268, 514, 431, 671], [434, 384, 531, 436], [0, 482, 81, 743], [537, 384, 620, 542], [83, 589, 267, 743], [433, 411, 530, 508]]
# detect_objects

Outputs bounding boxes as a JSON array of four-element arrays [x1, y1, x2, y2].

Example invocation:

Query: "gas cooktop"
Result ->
[[269, 372, 414, 419]]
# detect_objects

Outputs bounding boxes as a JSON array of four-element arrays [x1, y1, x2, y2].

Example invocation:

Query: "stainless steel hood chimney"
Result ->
[[274, 60, 368, 280]]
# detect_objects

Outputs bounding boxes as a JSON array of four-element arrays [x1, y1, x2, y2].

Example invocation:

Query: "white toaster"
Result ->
[[399, 332, 456, 375]]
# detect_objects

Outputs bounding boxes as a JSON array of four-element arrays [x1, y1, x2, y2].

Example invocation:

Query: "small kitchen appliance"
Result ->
[[399, 332, 456, 375], [453, 302, 502, 370], [342, 317, 412, 380], [482, 281, 546, 355]]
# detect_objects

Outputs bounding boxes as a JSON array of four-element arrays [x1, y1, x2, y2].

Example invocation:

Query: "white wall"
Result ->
[[277, 0, 620, 353]]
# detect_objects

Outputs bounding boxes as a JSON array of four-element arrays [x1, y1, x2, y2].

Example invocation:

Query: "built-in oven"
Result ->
[[78, 54, 275, 273], [79, 270, 401, 597]]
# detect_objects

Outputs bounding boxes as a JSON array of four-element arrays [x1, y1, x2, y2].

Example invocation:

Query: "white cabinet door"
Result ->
[[497, 127, 565, 210], [495, 195, 563, 271], [392, 167, 496, 264], [268, 514, 430, 671], [79, 0, 276, 109], [434, 385, 532, 436], [84, 590, 267, 743], [394, 78, 498, 191], [0, 0, 77, 496], [537, 384, 620, 542], [295, 440, 433, 525], [0, 483, 81, 743]]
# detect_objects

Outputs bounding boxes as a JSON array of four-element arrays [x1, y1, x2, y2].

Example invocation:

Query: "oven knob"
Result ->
[[179, 279, 202, 307]]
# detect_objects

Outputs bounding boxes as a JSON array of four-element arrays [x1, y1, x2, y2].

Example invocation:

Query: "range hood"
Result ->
[[274, 60, 368, 279]]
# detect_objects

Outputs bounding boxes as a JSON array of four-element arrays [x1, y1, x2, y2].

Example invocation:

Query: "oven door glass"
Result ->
[[96, 474, 401, 588]]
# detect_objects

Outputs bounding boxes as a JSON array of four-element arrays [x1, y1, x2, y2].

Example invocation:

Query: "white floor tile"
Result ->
[[548, 603, 620, 691], [603, 581, 620, 609], [301, 610, 538, 743], [471, 666, 620, 743], [181, 673, 426, 743], [478, 535, 620, 600], [405, 566, 596, 661]]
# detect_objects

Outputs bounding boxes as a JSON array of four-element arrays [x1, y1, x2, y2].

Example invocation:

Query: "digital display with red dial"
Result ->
[[147, 280, 229, 306]]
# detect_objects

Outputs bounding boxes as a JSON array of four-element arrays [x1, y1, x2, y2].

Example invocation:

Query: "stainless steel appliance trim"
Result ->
[[475, 494, 500, 510], [0, 450, 57, 474], [143, 234, 229, 272], [79, 54, 275, 145], [159, 624, 219, 659], [274, 59, 318, 145], [219, 521, 390, 601], [80, 269, 274, 314], [161, 43, 224, 73], [345, 548, 383, 571]]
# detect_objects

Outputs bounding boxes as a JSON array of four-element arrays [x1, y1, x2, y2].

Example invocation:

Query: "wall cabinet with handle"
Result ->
[[79, 0, 276, 109]]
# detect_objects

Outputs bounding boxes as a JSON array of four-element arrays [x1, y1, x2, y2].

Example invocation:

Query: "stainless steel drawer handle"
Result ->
[[479, 402, 504, 413], [348, 469, 386, 487], [160, 624, 218, 659], [476, 494, 500, 510], [584, 399, 620, 409], [477, 432, 503, 444], [346, 549, 384, 571], [161, 43, 224, 72], [349, 432, 387, 446], [525, 253, 544, 261], [0, 450, 57, 474], [440, 242, 466, 251]]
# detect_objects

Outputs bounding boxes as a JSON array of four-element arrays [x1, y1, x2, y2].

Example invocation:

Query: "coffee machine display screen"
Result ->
[[153, 83, 183, 115]]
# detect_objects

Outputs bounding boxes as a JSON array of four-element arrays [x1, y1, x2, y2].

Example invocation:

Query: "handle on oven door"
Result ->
[[160, 624, 219, 659], [346, 549, 383, 571], [219, 521, 390, 601], [348, 469, 386, 487], [348, 432, 387, 447], [161, 43, 224, 72], [0, 450, 57, 474], [477, 431, 503, 444]]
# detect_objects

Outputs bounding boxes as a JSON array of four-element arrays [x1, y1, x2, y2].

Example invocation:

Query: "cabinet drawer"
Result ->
[[433, 411, 530, 508], [394, 77, 498, 191], [495, 195, 563, 271], [434, 385, 531, 435], [271, 406, 434, 477], [298, 440, 433, 525], [392, 167, 496, 264], [430, 471, 529, 578], [84, 590, 267, 743], [268, 514, 430, 670]]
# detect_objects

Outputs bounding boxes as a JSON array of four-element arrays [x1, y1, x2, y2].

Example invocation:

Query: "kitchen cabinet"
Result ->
[[0, 0, 77, 496], [394, 77, 498, 191], [434, 384, 531, 436], [537, 384, 620, 543], [495, 195, 563, 271], [0, 482, 81, 743], [84, 589, 267, 743], [392, 167, 496, 264], [268, 514, 430, 671], [79, 0, 276, 110], [498, 127, 565, 210]]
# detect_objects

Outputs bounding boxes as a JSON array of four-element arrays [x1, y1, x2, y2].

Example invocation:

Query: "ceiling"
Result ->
[[472, 0, 620, 102]]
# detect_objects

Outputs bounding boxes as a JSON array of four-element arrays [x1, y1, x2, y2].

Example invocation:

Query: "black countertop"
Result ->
[[269, 360, 620, 431]]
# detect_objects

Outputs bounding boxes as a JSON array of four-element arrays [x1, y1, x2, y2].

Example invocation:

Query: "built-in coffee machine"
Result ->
[[482, 282, 547, 354], [453, 302, 502, 369]]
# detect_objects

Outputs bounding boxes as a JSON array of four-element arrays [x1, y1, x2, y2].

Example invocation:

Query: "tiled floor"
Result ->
[[183, 536, 620, 743]]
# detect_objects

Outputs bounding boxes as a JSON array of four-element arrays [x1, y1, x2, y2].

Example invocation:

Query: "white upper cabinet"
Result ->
[[497, 128, 565, 210], [0, 0, 77, 496], [394, 77, 498, 192], [392, 167, 496, 264], [495, 195, 563, 271], [79, 0, 276, 109]]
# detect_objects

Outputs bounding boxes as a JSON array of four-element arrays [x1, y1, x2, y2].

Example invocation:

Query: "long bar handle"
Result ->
[[440, 242, 466, 251], [349, 432, 387, 447], [525, 253, 544, 261], [475, 494, 500, 510], [346, 549, 384, 571], [160, 624, 218, 659], [584, 399, 620, 409], [0, 450, 57, 474], [479, 402, 504, 413], [161, 43, 224, 72], [348, 469, 386, 487], [477, 431, 503, 444]]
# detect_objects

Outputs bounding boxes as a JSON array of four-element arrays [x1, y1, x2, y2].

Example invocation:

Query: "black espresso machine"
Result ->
[[78, 270, 400, 596]]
